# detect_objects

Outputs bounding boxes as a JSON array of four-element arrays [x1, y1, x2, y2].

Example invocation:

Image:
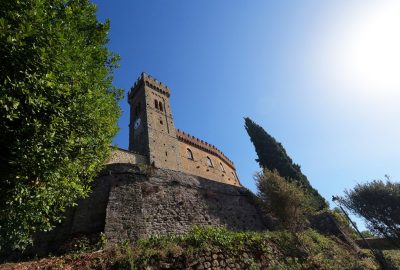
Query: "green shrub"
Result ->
[[256, 170, 315, 232], [383, 250, 400, 269]]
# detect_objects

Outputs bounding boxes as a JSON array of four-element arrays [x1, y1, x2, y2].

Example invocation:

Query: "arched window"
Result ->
[[206, 156, 213, 167], [231, 172, 237, 181], [220, 162, 225, 172], [187, 148, 193, 160], [154, 99, 159, 110]]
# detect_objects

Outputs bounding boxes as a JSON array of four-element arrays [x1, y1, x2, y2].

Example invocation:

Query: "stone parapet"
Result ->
[[106, 147, 147, 165], [176, 129, 235, 170]]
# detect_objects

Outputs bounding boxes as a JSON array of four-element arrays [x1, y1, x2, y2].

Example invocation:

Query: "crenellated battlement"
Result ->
[[176, 129, 235, 170], [129, 72, 170, 100]]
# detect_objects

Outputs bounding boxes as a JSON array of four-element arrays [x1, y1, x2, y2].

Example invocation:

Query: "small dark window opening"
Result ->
[[207, 156, 213, 167], [165, 151, 168, 156], [187, 148, 194, 160], [160, 120, 163, 125], [220, 162, 225, 172], [154, 99, 159, 110], [159, 102, 163, 112]]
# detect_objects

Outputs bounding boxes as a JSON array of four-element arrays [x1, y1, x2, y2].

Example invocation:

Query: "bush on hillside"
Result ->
[[255, 170, 315, 232]]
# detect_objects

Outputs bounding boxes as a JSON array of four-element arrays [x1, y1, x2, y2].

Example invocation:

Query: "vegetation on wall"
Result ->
[[114, 227, 377, 270], [0, 0, 122, 251], [244, 117, 328, 210], [0, 227, 380, 269], [343, 179, 400, 247]]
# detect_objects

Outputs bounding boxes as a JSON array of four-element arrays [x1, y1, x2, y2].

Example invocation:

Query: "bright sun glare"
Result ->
[[329, 1, 400, 95]]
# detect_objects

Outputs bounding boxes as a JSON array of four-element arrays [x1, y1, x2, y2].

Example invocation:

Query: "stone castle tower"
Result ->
[[124, 72, 240, 186], [128, 73, 181, 171]]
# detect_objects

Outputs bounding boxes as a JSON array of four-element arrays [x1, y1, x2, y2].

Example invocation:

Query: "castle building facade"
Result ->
[[30, 74, 262, 256], [111, 72, 240, 186]]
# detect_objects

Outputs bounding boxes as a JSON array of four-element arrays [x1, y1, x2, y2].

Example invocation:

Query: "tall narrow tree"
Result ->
[[244, 117, 328, 210]]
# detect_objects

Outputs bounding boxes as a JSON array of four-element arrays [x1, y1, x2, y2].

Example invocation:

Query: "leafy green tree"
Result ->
[[0, 0, 122, 250], [244, 117, 328, 210], [343, 180, 400, 247], [255, 170, 314, 232]]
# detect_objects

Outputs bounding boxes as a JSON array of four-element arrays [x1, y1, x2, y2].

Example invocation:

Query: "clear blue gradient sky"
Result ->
[[93, 1, 400, 228]]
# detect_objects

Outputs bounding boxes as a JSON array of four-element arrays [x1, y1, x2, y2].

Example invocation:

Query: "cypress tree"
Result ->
[[244, 117, 328, 210]]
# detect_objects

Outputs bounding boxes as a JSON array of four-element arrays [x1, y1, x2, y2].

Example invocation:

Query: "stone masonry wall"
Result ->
[[26, 163, 267, 256], [29, 171, 114, 256], [145, 81, 182, 172], [106, 148, 146, 165], [133, 248, 279, 270], [104, 164, 267, 245]]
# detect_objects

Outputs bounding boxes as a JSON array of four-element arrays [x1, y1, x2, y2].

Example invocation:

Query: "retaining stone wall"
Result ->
[[28, 164, 267, 255], [104, 164, 267, 244], [136, 248, 269, 270]]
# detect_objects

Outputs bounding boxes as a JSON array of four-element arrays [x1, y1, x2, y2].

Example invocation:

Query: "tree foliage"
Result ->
[[343, 180, 400, 247], [329, 207, 358, 238], [0, 0, 122, 250], [244, 117, 328, 210], [255, 170, 315, 232]]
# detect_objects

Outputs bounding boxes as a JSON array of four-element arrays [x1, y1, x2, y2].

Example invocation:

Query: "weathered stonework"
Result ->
[[29, 164, 267, 256], [103, 164, 266, 245], [128, 73, 182, 172], [106, 147, 146, 164]]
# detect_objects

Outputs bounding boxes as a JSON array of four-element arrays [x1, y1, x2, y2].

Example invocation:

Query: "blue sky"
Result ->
[[93, 1, 400, 229]]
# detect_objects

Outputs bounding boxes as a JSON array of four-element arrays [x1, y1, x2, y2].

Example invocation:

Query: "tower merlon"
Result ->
[[129, 72, 170, 101]]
